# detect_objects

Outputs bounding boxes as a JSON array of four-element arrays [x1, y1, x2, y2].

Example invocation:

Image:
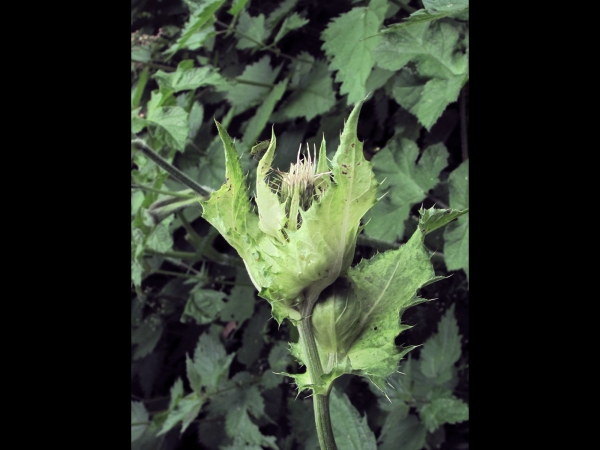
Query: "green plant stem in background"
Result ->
[[131, 139, 212, 197], [298, 299, 338, 450]]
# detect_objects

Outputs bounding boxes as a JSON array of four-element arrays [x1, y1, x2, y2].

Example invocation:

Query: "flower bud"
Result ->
[[201, 98, 379, 323], [311, 278, 363, 359]]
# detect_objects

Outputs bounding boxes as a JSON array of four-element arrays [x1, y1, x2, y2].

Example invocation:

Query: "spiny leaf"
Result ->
[[321, 0, 387, 104]]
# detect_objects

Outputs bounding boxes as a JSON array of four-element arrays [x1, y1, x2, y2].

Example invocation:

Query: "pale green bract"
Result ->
[[200, 99, 379, 324]]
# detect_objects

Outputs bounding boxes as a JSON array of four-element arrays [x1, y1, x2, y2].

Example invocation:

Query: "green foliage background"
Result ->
[[131, 0, 469, 448]]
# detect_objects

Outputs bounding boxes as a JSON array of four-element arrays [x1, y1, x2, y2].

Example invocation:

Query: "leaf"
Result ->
[[181, 288, 227, 325], [378, 413, 426, 450], [344, 215, 444, 381], [158, 392, 205, 435], [236, 11, 270, 49], [375, 20, 468, 129], [146, 106, 189, 151], [168, 377, 184, 411], [273, 12, 308, 44], [223, 55, 282, 109], [329, 389, 377, 450], [131, 401, 149, 442], [419, 394, 469, 432], [209, 372, 278, 449], [287, 397, 319, 449], [237, 303, 271, 367], [419, 304, 462, 381], [379, 1, 468, 35], [154, 61, 225, 92], [228, 0, 249, 16], [132, 69, 149, 109], [423, 0, 469, 14], [187, 332, 235, 393], [321, 0, 387, 103], [418, 205, 468, 235], [219, 268, 256, 323], [131, 316, 164, 360], [242, 78, 289, 147], [145, 218, 174, 252], [277, 60, 336, 121], [167, 0, 226, 55], [188, 101, 204, 139], [267, 0, 298, 28], [443, 160, 469, 280], [364, 137, 448, 241]]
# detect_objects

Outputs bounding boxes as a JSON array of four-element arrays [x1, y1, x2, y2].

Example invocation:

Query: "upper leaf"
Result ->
[[236, 11, 270, 49], [364, 136, 449, 241], [154, 61, 225, 92], [443, 160, 469, 280], [321, 0, 387, 104]]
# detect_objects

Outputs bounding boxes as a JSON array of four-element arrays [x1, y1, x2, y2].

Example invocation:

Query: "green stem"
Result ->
[[131, 139, 212, 197], [298, 300, 338, 450]]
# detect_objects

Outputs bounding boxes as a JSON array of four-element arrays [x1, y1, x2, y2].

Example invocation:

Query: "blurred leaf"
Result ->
[[443, 160, 469, 280], [228, 0, 249, 16], [237, 304, 271, 366], [321, 0, 387, 104], [181, 288, 227, 325], [236, 11, 270, 49], [365, 137, 448, 241], [158, 392, 205, 435], [267, 0, 298, 27], [378, 413, 426, 450], [209, 372, 278, 449], [132, 317, 164, 360], [330, 389, 377, 450], [167, 0, 227, 54], [223, 55, 282, 109], [277, 61, 336, 121], [376, 20, 468, 129], [220, 269, 256, 323], [147, 106, 189, 151], [131, 401, 149, 442], [187, 333, 235, 393], [154, 61, 225, 92], [419, 305, 461, 381], [419, 394, 469, 432], [273, 12, 308, 44], [242, 78, 289, 146]]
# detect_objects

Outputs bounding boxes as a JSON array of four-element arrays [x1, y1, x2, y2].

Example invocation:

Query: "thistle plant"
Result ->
[[200, 98, 468, 450]]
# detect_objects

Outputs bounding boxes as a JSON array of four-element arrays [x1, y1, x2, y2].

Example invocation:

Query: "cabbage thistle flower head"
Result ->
[[201, 99, 378, 324]]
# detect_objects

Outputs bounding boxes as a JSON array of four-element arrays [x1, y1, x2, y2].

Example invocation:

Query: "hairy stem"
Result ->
[[298, 298, 338, 450]]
